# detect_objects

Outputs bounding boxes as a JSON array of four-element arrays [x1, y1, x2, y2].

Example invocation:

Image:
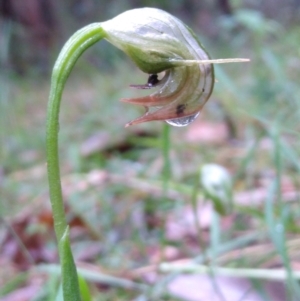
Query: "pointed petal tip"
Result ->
[[120, 97, 132, 103], [125, 117, 146, 127], [125, 111, 154, 127]]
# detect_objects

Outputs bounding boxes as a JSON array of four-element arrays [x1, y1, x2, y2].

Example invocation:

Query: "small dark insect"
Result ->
[[147, 74, 159, 86], [130, 74, 160, 89]]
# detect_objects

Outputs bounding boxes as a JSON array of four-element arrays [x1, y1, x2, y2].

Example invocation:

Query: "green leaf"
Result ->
[[78, 274, 92, 301], [59, 227, 81, 301]]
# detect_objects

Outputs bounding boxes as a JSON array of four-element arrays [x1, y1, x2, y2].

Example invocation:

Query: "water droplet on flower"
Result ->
[[165, 112, 200, 127]]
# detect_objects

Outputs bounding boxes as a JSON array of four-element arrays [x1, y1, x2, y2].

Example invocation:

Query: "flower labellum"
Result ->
[[101, 8, 218, 127]]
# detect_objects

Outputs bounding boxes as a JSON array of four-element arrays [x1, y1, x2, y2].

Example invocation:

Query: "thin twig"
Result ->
[[159, 263, 300, 281]]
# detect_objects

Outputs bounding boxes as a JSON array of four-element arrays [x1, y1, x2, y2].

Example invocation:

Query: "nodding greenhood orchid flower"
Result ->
[[101, 8, 214, 127], [100, 8, 248, 127], [46, 8, 249, 301]]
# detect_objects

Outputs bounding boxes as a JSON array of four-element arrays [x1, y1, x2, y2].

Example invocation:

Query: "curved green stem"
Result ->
[[46, 23, 106, 300]]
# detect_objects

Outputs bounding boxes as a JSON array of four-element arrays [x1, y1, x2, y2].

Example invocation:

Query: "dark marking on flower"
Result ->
[[176, 104, 186, 115]]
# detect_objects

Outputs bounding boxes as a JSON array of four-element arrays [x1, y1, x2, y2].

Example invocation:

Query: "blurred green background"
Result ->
[[1, 0, 300, 300]]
